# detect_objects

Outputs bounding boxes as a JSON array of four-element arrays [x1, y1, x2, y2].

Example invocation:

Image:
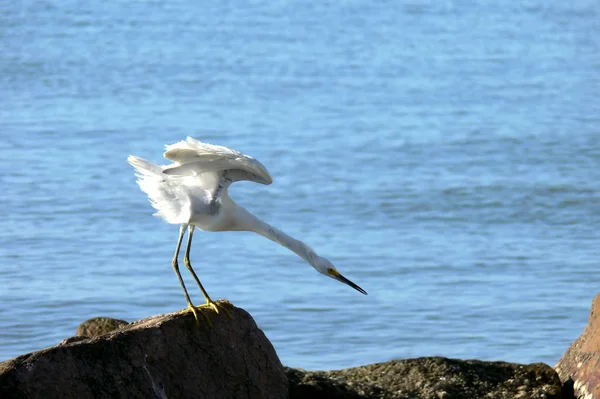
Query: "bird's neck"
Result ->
[[233, 205, 319, 266]]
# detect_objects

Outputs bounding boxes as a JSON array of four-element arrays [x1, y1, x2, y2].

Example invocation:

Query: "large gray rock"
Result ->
[[555, 293, 600, 399], [287, 357, 563, 399], [0, 303, 287, 399]]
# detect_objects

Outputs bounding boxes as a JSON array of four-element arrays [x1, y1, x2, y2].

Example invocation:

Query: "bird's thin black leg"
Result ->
[[184, 225, 231, 317], [172, 224, 206, 325]]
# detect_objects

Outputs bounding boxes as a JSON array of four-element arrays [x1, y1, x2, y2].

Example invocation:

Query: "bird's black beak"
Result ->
[[328, 269, 367, 295]]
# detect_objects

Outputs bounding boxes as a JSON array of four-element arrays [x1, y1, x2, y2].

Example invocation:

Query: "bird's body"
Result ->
[[129, 139, 270, 230], [128, 137, 366, 324]]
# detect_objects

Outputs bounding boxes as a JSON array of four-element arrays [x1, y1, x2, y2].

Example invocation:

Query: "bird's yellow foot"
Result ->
[[181, 303, 213, 327], [197, 299, 233, 319]]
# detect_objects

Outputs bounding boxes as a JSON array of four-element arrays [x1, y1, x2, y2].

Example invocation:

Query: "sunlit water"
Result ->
[[1, 0, 599, 370]]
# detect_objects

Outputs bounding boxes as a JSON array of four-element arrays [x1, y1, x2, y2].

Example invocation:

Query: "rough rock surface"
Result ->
[[555, 293, 600, 399], [76, 316, 129, 337], [287, 357, 563, 399], [0, 303, 287, 399]]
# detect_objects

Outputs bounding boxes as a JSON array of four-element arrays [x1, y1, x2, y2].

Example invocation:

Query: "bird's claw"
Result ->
[[198, 299, 233, 319], [183, 303, 213, 327], [208, 301, 220, 314]]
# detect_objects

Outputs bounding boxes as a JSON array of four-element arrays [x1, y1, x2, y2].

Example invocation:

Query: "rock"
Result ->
[[0, 303, 287, 399], [287, 357, 563, 399], [76, 316, 129, 337], [555, 293, 600, 399], [58, 336, 89, 345]]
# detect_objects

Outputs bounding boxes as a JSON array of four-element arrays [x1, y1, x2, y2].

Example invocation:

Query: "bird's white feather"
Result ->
[[127, 155, 206, 225], [127, 138, 272, 227], [163, 137, 273, 185]]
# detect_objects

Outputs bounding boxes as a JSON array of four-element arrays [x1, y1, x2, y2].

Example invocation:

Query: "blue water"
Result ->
[[1, 1, 599, 370]]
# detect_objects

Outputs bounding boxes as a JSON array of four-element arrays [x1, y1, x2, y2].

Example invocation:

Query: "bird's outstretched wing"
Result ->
[[162, 137, 273, 185]]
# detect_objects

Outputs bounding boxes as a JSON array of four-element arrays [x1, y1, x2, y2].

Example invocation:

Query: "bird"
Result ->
[[127, 137, 367, 324]]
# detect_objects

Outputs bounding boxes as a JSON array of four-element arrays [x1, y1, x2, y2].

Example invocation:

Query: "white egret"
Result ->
[[128, 137, 367, 324]]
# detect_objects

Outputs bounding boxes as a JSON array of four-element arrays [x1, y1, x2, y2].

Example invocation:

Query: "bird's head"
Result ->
[[313, 257, 367, 295]]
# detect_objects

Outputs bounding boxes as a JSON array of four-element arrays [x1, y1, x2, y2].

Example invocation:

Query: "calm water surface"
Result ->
[[1, 0, 599, 370]]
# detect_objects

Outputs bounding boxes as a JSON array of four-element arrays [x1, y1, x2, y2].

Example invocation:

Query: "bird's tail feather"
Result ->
[[127, 155, 187, 224], [127, 155, 163, 177]]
